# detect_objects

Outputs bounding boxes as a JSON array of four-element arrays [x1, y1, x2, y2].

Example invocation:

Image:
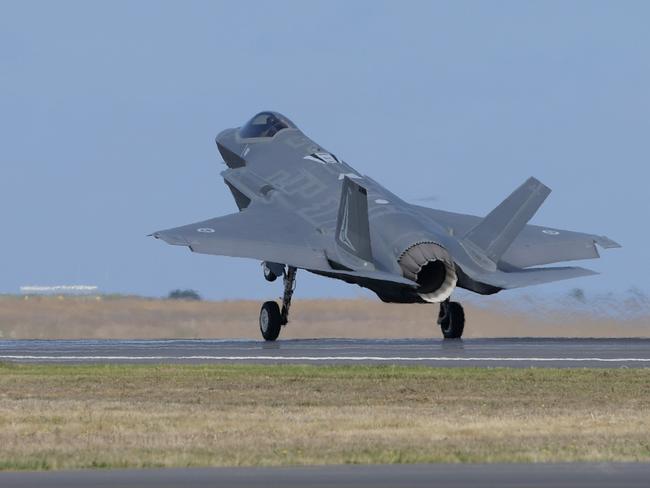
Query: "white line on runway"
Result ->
[[1, 355, 650, 362]]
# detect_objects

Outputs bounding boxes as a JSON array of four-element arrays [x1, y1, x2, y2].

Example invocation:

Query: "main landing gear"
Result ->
[[259, 265, 296, 341], [437, 299, 465, 339]]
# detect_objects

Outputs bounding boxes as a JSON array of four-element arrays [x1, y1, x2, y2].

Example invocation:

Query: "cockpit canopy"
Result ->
[[239, 111, 296, 139]]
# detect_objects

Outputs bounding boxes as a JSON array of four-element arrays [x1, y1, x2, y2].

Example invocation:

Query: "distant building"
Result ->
[[19, 285, 99, 295]]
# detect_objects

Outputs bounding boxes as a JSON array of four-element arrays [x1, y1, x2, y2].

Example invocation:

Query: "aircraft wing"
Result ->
[[151, 203, 332, 272], [416, 206, 620, 268], [152, 202, 418, 287]]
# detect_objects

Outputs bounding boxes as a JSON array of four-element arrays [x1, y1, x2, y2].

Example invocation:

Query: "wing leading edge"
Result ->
[[152, 203, 417, 288], [152, 204, 331, 271]]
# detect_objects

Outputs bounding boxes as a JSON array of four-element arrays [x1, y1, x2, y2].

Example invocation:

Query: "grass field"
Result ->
[[0, 296, 648, 339], [1, 363, 649, 470]]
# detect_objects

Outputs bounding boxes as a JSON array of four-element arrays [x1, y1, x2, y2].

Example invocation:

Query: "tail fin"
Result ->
[[464, 177, 551, 263], [335, 176, 373, 263]]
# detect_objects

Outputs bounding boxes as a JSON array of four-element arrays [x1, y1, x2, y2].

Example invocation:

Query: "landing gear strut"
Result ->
[[438, 300, 465, 339], [259, 266, 296, 341]]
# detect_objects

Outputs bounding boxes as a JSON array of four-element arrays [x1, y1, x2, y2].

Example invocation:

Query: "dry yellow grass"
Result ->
[[0, 295, 647, 339], [0, 364, 649, 470]]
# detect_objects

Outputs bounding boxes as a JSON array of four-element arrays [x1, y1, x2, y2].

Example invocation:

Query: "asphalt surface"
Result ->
[[1, 337, 650, 367], [2, 343, 648, 486], [1, 464, 649, 488]]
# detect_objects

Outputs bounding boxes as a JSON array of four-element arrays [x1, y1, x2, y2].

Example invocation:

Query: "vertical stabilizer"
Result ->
[[464, 177, 551, 263], [335, 176, 373, 263]]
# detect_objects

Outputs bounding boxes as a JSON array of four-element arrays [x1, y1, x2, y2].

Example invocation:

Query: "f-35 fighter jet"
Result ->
[[153, 111, 620, 340]]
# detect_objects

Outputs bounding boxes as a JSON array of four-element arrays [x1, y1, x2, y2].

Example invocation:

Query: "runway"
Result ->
[[1, 464, 649, 488], [2, 337, 650, 367]]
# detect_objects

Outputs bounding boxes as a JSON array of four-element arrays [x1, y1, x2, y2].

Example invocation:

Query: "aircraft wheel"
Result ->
[[263, 263, 278, 282], [259, 301, 282, 341], [438, 301, 465, 339]]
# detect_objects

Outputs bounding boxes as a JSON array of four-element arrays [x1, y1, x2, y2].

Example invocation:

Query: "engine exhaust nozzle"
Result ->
[[398, 241, 457, 303]]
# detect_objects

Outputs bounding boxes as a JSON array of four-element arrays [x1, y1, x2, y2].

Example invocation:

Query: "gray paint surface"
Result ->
[[3, 338, 650, 368], [153, 112, 620, 305], [1, 463, 649, 488]]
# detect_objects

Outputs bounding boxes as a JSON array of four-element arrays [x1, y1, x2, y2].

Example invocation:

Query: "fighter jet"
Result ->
[[152, 111, 620, 340]]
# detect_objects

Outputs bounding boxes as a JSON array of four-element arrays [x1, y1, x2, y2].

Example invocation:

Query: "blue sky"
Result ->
[[1, 1, 648, 300]]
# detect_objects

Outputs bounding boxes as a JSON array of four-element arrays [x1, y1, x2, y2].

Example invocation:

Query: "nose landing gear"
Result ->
[[437, 300, 465, 339], [259, 265, 296, 341]]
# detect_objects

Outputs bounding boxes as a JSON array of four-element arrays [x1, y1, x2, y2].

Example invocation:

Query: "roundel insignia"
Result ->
[[197, 228, 215, 233], [542, 229, 560, 235]]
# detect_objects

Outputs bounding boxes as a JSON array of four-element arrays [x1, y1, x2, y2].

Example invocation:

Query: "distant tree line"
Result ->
[[167, 289, 201, 301]]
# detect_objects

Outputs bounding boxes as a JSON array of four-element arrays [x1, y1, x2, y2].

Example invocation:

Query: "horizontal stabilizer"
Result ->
[[485, 266, 598, 289], [464, 177, 551, 263]]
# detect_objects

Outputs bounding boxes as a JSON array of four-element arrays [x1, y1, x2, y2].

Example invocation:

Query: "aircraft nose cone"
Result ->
[[215, 128, 236, 145]]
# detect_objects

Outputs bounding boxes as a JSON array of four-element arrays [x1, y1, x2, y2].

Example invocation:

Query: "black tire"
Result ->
[[438, 301, 465, 339], [259, 301, 282, 341], [263, 265, 278, 282]]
